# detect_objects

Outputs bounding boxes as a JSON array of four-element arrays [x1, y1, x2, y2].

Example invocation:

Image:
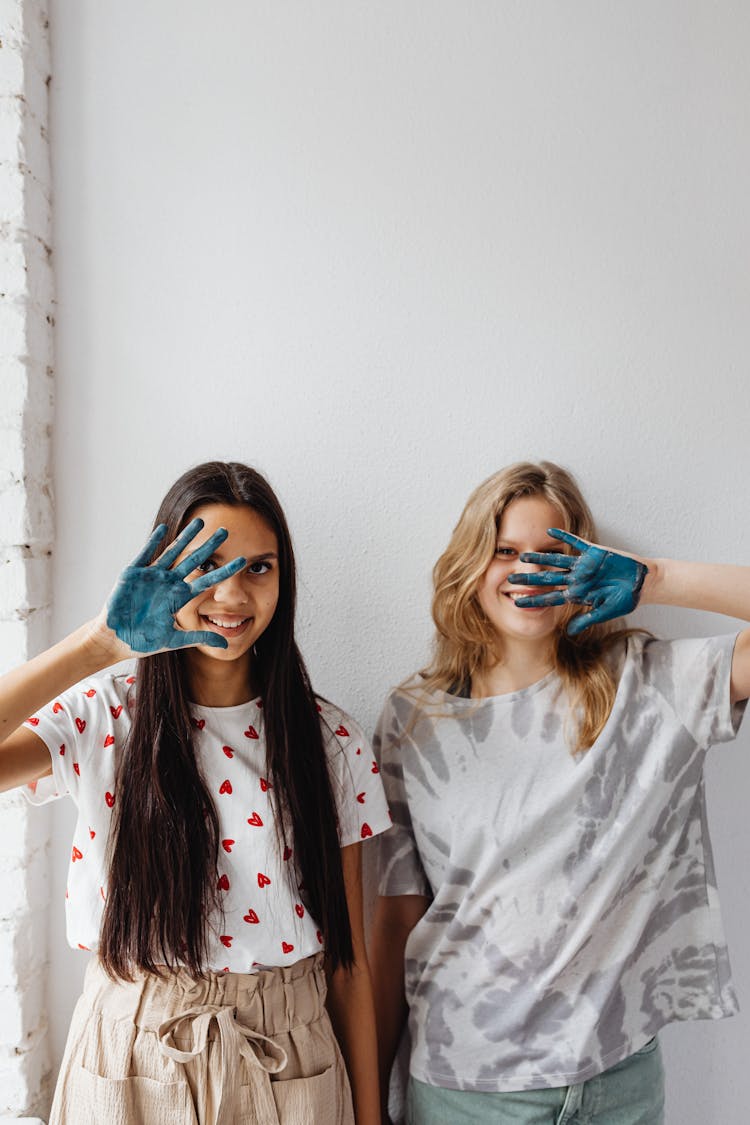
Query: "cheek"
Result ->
[[174, 593, 203, 626]]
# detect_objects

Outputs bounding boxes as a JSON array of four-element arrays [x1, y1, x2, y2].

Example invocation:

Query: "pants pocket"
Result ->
[[270, 1064, 338, 1123], [61, 1067, 199, 1125]]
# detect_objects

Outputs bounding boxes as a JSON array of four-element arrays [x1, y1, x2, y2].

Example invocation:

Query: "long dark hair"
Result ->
[[99, 461, 353, 978]]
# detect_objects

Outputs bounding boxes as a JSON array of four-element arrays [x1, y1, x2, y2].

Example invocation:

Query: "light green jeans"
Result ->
[[406, 1037, 664, 1125]]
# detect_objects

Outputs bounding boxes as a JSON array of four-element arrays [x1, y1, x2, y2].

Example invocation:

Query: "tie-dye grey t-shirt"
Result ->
[[375, 634, 745, 1092]]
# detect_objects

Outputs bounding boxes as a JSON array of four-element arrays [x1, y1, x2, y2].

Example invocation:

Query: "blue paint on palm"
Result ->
[[106, 519, 247, 653], [507, 528, 647, 636]]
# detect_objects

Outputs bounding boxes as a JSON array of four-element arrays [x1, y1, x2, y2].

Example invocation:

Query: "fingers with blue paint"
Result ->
[[507, 527, 648, 636], [106, 519, 247, 654]]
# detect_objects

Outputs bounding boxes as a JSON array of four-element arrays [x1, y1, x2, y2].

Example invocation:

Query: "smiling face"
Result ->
[[476, 494, 568, 650], [173, 503, 280, 672]]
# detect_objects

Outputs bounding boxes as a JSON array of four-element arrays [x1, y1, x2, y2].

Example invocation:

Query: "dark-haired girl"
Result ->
[[0, 461, 389, 1125]]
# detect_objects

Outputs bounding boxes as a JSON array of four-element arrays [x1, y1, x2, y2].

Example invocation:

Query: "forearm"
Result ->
[[0, 621, 120, 739], [641, 558, 750, 622], [370, 939, 407, 1119], [369, 894, 429, 1120], [327, 957, 381, 1125]]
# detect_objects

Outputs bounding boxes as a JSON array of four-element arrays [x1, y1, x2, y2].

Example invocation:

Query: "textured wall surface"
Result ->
[[0, 0, 54, 1117], [34, 2, 750, 1121]]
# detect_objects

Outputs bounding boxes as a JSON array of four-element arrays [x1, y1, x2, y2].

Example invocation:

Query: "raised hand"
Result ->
[[105, 519, 247, 654], [507, 528, 648, 636]]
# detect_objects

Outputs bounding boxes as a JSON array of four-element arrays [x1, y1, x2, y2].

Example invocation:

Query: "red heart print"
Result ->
[[361, 823, 373, 839], [316, 930, 323, 944], [126, 676, 135, 684], [356, 747, 361, 755], [295, 903, 304, 918], [315, 702, 321, 712], [356, 792, 365, 804], [105, 791, 115, 808], [220, 935, 233, 948], [260, 777, 271, 792], [257, 872, 271, 888], [59, 745, 65, 755], [27, 716, 39, 726], [53, 701, 63, 714], [244, 909, 259, 924], [73, 763, 80, 776], [247, 812, 263, 827], [222, 839, 234, 853], [100, 886, 106, 900], [103, 734, 115, 748], [256, 699, 263, 708], [75, 718, 86, 734], [110, 705, 123, 719], [191, 717, 206, 730], [244, 725, 259, 740], [371, 762, 379, 774], [219, 780, 232, 795], [282, 846, 293, 862], [84, 689, 96, 698], [71, 846, 82, 862], [77, 943, 90, 950], [89, 827, 95, 839], [222, 746, 234, 758], [281, 941, 294, 954], [217, 874, 230, 891], [335, 725, 349, 738]]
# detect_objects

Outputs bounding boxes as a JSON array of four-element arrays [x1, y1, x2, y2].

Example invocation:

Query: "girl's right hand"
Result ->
[[93, 519, 247, 659]]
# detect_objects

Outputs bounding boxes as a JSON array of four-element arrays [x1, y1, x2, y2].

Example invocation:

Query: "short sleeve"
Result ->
[[322, 707, 392, 847], [639, 634, 746, 748], [21, 671, 134, 806], [373, 692, 431, 898]]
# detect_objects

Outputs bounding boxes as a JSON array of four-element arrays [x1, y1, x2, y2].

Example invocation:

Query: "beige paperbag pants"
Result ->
[[50, 953, 354, 1125]]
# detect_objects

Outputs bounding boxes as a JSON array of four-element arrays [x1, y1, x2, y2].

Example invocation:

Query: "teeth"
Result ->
[[507, 592, 530, 601], [207, 616, 248, 628]]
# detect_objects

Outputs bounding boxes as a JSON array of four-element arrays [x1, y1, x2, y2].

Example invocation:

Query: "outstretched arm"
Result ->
[[642, 557, 750, 703], [509, 530, 750, 703], [0, 519, 246, 790]]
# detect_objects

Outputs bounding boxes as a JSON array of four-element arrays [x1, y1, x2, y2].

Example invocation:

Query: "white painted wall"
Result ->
[[44, 2, 750, 1121]]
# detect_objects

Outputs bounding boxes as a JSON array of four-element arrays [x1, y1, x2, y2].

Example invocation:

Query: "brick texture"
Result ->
[[1, 0, 55, 1117]]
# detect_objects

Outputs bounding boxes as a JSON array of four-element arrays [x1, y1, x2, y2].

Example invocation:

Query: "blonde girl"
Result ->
[[370, 460, 749, 1125]]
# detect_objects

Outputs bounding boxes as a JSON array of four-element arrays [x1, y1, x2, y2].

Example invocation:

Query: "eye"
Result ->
[[248, 560, 273, 575], [495, 546, 516, 557], [196, 559, 217, 574]]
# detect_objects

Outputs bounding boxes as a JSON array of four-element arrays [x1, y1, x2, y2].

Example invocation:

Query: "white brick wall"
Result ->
[[1, 0, 54, 1117]]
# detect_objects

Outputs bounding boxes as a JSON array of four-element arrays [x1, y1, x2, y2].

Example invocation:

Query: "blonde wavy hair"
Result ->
[[420, 461, 636, 753]]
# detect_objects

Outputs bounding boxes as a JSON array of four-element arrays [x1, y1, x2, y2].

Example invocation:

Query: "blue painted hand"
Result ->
[[106, 519, 247, 653], [507, 528, 648, 636]]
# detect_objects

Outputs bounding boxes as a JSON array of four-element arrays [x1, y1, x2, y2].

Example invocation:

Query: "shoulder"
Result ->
[[315, 699, 369, 760]]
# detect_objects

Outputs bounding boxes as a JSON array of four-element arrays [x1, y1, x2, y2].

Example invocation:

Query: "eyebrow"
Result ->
[[496, 536, 560, 548]]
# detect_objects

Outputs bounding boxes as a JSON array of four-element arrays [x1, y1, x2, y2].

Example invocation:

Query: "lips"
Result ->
[[503, 590, 546, 609], [200, 614, 252, 638]]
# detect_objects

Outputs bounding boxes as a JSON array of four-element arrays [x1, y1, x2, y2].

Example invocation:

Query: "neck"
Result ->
[[182, 650, 257, 707], [472, 640, 554, 698]]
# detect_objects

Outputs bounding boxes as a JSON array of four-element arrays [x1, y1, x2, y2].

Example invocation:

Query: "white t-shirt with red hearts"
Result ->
[[24, 667, 391, 972]]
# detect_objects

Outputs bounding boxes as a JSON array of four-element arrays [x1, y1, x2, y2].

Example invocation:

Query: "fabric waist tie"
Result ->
[[157, 1003, 289, 1125]]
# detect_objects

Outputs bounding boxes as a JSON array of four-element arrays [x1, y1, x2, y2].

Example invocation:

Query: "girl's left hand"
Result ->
[[508, 528, 648, 636]]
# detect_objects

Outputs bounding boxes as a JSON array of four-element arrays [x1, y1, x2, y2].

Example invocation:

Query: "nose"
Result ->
[[210, 567, 250, 604]]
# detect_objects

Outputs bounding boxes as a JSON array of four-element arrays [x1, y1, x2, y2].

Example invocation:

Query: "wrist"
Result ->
[[76, 616, 132, 672], [638, 557, 665, 606]]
